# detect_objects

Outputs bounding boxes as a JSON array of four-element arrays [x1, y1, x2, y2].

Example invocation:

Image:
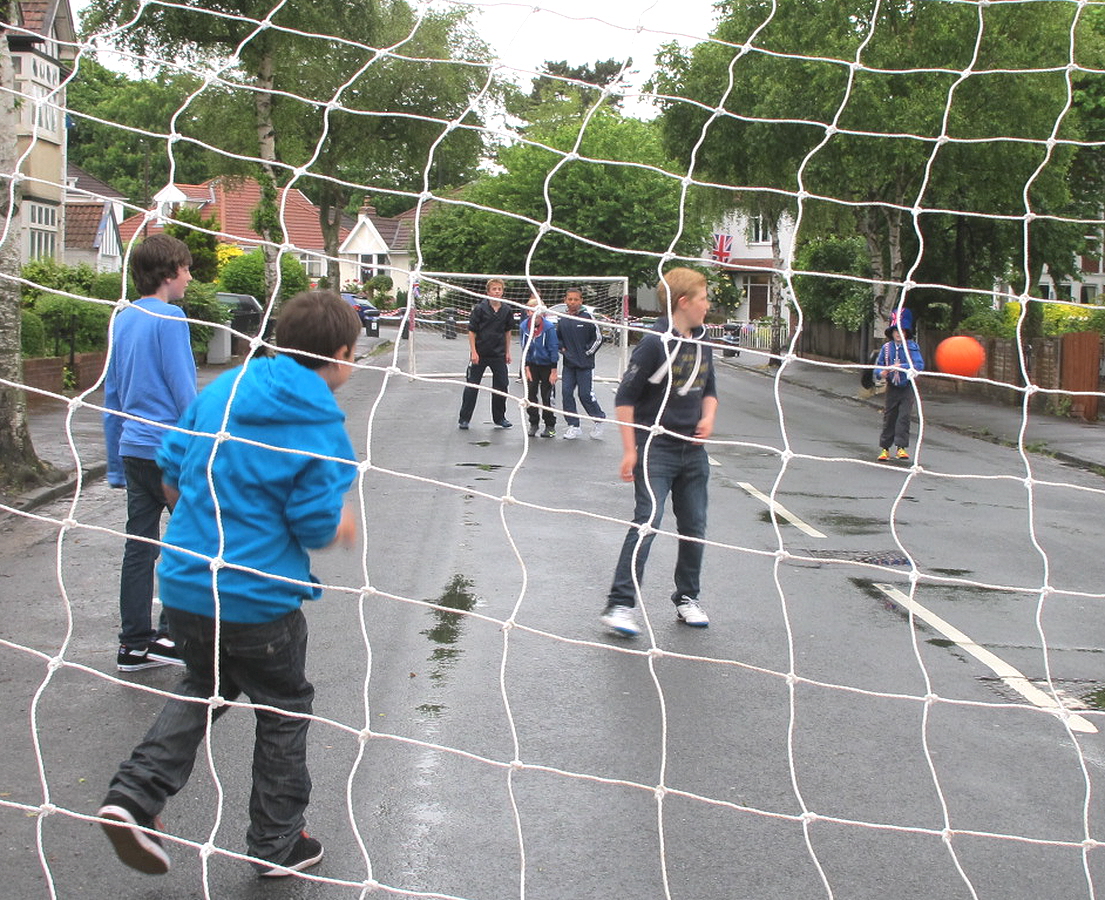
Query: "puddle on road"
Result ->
[[456, 462, 504, 472], [417, 575, 478, 716]]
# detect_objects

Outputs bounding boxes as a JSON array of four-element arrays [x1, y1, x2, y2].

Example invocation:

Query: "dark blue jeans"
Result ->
[[561, 364, 605, 427], [108, 607, 315, 866], [458, 357, 509, 424], [119, 456, 169, 649], [608, 439, 710, 608]]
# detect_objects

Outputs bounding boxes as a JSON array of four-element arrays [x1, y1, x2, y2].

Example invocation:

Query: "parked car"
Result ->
[[215, 292, 273, 340], [341, 292, 381, 335]]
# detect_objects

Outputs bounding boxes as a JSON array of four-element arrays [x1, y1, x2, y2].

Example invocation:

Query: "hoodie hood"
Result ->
[[222, 354, 346, 428]]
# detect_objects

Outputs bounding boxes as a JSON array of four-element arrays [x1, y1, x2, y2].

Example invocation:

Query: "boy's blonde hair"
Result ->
[[657, 267, 707, 309]]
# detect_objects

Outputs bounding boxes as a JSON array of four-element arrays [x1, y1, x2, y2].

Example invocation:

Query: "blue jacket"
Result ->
[[556, 308, 602, 369], [519, 313, 560, 366], [875, 339, 924, 386], [157, 354, 357, 623], [103, 297, 198, 485], [615, 318, 717, 442]]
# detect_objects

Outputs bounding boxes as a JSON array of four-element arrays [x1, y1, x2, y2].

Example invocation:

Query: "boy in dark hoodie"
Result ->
[[601, 268, 718, 637], [98, 291, 361, 879], [874, 307, 924, 461], [520, 296, 560, 437]]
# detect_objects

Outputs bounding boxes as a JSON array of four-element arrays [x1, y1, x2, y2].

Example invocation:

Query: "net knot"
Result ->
[[647, 647, 665, 659], [208, 694, 228, 708], [537, 221, 551, 235], [209, 556, 226, 572], [779, 448, 795, 463], [799, 810, 818, 824], [908, 569, 920, 584], [359, 727, 372, 743], [785, 671, 797, 686], [823, 124, 837, 136], [1024, 383, 1040, 396], [199, 841, 216, 860], [214, 430, 231, 444], [501, 618, 515, 632], [47, 655, 64, 672], [61, 516, 77, 530], [924, 692, 939, 705], [510, 759, 524, 771], [653, 785, 668, 800], [38, 802, 57, 817], [940, 827, 954, 844], [773, 548, 791, 561], [636, 522, 655, 537]]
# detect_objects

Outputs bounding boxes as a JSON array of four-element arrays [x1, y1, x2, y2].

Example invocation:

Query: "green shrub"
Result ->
[[21, 310, 47, 357], [33, 293, 113, 355], [181, 281, 230, 351], [20, 258, 97, 304], [88, 270, 138, 302], [219, 249, 308, 305]]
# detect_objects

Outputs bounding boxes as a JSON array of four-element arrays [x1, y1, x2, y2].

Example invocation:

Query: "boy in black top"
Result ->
[[601, 267, 718, 637], [458, 278, 515, 429]]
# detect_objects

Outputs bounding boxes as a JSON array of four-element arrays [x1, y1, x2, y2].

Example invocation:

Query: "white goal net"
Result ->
[[2, 1, 1105, 899]]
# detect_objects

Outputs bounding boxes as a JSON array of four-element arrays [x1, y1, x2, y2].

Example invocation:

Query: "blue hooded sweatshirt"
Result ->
[[157, 354, 357, 623], [519, 312, 560, 366], [103, 297, 198, 485]]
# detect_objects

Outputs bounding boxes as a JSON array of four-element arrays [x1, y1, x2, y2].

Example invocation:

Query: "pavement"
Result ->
[[8, 334, 1104, 515]]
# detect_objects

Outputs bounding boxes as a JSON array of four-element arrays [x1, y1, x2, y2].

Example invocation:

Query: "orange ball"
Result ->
[[934, 335, 986, 377]]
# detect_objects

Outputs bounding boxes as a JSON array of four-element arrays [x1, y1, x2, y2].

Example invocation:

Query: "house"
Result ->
[[340, 203, 420, 295], [636, 209, 796, 320], [118, 177, 355, 282], [5, 0, 78, 265], [64, 164, 125, 271]]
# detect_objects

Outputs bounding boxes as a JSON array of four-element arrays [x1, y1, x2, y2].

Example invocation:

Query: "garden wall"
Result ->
[[20, 351, 109, 406]]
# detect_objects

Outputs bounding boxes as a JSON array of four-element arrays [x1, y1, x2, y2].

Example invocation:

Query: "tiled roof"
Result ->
[[67, 163, 127, 202], [65, 201, 107, 251], [117, 177, 350, 253], [17, 1, 49, 35]]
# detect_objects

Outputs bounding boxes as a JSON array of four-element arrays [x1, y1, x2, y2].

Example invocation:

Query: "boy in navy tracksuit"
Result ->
[[601, 268, 717, 637], [520, 297, 560, 438], [556, 286, 606, 439], [98, 291, 361, 879], [104, 234, 197, 672], [874, 307, 924, 461]]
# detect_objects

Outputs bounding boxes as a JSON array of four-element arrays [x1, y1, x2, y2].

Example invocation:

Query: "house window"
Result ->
[[1083, 284, 1099, 305], [359, 253, 388, 281], [299, 253, 325, 278], [748, 214, 770, 245], [28, 202, 58, 260]]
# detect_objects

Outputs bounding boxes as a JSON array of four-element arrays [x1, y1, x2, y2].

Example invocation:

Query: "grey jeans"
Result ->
[[108, 607, 314, 865]]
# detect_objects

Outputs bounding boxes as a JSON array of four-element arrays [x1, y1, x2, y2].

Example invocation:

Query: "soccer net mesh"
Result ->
[[2, 1, 1105, 898]]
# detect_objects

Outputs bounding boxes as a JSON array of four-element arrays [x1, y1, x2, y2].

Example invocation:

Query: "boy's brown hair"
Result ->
[[129, 233, 193, 296], [275, 291, 361, 369], [657, 267, 707, 310]]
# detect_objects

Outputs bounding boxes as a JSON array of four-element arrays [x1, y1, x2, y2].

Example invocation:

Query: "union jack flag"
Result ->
[[711, 232, 733, 265]]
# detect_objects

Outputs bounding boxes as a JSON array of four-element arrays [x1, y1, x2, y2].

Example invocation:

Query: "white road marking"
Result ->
[[708, 454, 721, 467], [737, 481, 827, 538], [874, 583, 1098, 735]]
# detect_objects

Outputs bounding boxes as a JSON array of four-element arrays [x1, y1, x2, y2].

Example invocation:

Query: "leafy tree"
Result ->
[[653, 0, 1101, 351], [505, 58, 630, 124], [419, 112, 709, 287], [793, 236, 872, 330], [162, 206, 221, 283], [219, 248, 308, 305], [66, 57, 212, 207]]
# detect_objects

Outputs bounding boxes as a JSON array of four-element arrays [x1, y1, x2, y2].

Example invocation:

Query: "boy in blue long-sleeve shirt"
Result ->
[[520, 296, 560, 438], [103, 234, 197, 671], [874, 308, 924, 461], [98, 291, 361, 879]]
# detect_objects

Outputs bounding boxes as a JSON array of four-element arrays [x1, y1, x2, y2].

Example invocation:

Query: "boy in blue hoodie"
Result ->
[[104, 233, 197, 672], [874, 308, 924, 461], [601, 268, 717, 638], [98, 291, 361, 879], [520, 296, 560, 438]]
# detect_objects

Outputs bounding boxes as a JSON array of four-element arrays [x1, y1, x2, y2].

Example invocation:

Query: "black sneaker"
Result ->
[[527, 422, 539, 437], [98, 794, 171, 874], [117, 645, 171, 672], [494, 419, 513, 429], [257, 831, 324, 877], [458, 420, 469, 430], [147, 635, 184, 666], [541, 426, 556, 438]]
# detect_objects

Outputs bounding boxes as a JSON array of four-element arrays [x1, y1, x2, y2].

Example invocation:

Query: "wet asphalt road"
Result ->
[[3, 330, 1105, 899]]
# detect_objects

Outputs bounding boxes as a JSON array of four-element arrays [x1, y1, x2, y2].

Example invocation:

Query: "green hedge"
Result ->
[[33, 294, 113, 356], [21, 310, 47, 357]]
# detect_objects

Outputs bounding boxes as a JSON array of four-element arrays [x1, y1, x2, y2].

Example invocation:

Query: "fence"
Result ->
[[21, 351, 109, 406]]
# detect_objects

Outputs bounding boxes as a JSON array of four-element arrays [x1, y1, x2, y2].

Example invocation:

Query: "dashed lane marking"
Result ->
[[874, 583, 1098, 735], [737, 481, 827, 538]]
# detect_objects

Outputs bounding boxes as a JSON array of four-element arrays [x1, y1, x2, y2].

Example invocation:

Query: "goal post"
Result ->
[[413, 272, 631, 377]]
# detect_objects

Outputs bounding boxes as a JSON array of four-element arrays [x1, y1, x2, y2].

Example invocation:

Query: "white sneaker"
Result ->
[[590, 421, 605, 439], [674, 598, 709, 627], [563, 425, 582, 440], [600, 605, 640, 637]]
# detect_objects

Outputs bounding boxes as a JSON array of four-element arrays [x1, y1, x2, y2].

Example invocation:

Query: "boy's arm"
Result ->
[[285, 430, 358, 549], [503, 321, 512, 366], [695, 395, 718, 441], [163, 309, 198, 416], [616, 405, 638, 482]]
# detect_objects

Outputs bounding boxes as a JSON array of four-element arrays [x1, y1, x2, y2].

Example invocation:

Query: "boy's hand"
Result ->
[[693, 415, 715, 442], [619, 447, 637, 482], [524, 366, 532, 382], [470, 350, 480, 365], [549, 369, 558, 385], [330, 508, 357, 548]]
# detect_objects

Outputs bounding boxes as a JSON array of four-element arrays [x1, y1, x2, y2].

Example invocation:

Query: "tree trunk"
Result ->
[[768, 219, 785, 366], [254, 48, 283, 311], [317, 179, 345, 289], [0, 24, 53, 492]]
